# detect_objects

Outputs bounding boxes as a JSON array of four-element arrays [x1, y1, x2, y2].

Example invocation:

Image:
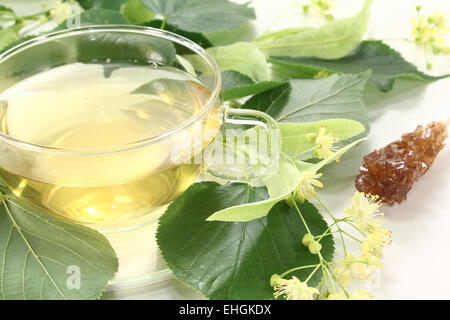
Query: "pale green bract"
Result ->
[[207, 42, 270, 81], [279, 119, 365, 156], [253, 0, 372, 59], [157, 183, 334, 300], [295, 138, 367, 174], [206, 154, 300, 222], [269, 41, 450, 92], [207, 136, 365, 222]]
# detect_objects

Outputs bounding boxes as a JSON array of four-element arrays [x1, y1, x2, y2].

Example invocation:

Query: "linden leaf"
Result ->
[[243, 72, 370, 133], [76, 0, 126, 10], [144, 20, 213, 48], [142, 0, 255, 33], [0, 24, 23, 53], [0, 194, 118, 300], [221, 70, 285, 101], [0, 5, 14, 13], [56, 8, 130, 29], [184, 42, 270, 82], [269, 41, 449, 92], [157, 182, 334, 300], [122, 0, 156, 24], [207, 42, 270, 81], [253, 0, 372, 59]]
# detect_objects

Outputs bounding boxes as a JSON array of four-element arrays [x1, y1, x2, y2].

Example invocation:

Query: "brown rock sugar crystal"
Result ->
[[355, 121, 448, 206]]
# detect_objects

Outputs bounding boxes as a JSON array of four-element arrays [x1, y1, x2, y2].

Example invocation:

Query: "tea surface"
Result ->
[[0, 63, 217, 229]]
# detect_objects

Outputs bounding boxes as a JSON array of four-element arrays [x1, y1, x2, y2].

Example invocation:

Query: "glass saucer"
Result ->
[[102, 215, 173, 293], [101, 173, 222, 298]]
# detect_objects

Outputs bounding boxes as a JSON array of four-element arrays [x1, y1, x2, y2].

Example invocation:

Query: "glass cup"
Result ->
[[0, 25, 280, 233]]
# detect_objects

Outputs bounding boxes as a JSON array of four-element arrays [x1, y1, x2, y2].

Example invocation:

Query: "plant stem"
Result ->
[[341, 220, 366, 237], [305, 265, 321, 283], [314, 195, 348, 255], [292, 145, 319, 160], [322, 265, 336, 292], [292, 196, 313, 235], [160, 18, 167, 30], [280, 264, 320, 278], [21, 10, 50, 20]]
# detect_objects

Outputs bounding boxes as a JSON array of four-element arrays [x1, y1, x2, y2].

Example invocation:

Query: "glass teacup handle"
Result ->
[[205, 106, 281, 182]]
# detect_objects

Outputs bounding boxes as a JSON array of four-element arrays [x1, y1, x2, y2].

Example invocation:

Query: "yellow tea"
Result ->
[[0, 63, 219, 229]]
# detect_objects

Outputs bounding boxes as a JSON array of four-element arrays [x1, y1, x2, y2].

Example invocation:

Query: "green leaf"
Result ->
[[269, 41, 449, 92], [122, 0, 155, 24], [207, 42, 270, 81], [0, 194, 118, 300], [204, 22, 256, 47], [0, 5, 14, 13], [207, 155, 300, 222], [96, 0, 128, 10], [75, 0, 95, 9], [142, 0, 255, 33], [57, 8, 130, 29], [0, 35, 36, 56], [279, 119, 365, 157], [0, 24, 23, 53], [253, 0, 372, 59], [144, 20, 213, 48], [157, 182, 334, 300], [243, 72, 370, 131], [76, 0, 126, 10], [221, 70, 285, 101], [221, 70, 254, 90]]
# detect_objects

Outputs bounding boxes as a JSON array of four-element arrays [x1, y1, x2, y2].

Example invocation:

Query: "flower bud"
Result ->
[[306, 133, 316, 143], [270, 274, 282, 287], [302, 234, 314, 247], [294, 192, 306, 204], [285, 197, 295, 207], [308, 241, 322, 254]]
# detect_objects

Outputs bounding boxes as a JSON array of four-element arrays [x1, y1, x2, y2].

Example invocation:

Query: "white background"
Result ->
[[2, 0, 450, 300]]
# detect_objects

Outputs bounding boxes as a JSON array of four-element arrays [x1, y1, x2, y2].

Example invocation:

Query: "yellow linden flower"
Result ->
[[345, 192, 384, 233], [428, 10, 449, 29], [295, 171, 323, 203], [410, 8, 450, 59], [411, 16, 428, 42], [314, 126, 338, 160], [362, 229, 392, 257], [367, 255, 383, 270], [50, 0, 74, 24], [334, 255, 371, 286], [314, 70, 330, 79], [273, 276, 320, 300], [304, 0, 335, 19], [349, 290, 374, 300]]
